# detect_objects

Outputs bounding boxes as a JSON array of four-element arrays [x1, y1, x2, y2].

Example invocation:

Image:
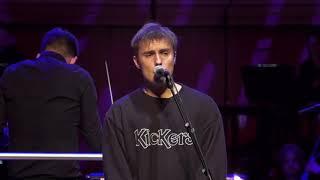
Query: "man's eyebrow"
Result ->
[[142, 50, 155, 54], [159, 48, 171, 52]]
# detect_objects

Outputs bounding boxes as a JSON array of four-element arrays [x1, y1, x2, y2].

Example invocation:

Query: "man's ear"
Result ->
[[69, 56, 78, 64], [133, 56, 141, 69], [174, 51, 177, 64]]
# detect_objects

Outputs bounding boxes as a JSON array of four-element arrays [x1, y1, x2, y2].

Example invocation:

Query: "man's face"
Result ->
[[133, 38, 176, 86], [281, 151, 302, 177]]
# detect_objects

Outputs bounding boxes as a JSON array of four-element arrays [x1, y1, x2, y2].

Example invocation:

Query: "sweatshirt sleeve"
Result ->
[[199, 101, 227, 180], [102, 107, 133, 180]]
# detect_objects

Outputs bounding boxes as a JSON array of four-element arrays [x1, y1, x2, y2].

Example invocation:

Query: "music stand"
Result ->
[[242, 64, 295, 103]]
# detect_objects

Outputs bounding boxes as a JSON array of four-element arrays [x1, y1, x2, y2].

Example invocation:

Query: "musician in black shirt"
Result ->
[[0, 27, 102, 179]]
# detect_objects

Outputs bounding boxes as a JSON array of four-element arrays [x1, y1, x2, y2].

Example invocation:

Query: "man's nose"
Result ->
[[155, 53, 162, 65]]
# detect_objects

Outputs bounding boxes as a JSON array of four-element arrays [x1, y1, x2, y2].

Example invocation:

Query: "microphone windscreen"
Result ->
[[154, 65, 168, 83]]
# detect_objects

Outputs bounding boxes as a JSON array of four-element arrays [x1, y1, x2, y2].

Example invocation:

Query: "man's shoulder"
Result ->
[[112, 89, 142, 107], [180, 84, 220, 112], [39, 53, 92, 79], [3, 59, 34, 74], [58, 63, 93, 86], [68, 64, 91, 77], [182, 84, 214, 102], [107, 89, 144, 113], [105, 89, 141, 121]]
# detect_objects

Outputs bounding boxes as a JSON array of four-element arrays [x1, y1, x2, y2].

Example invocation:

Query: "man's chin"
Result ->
[[153, 82, 167, 89], [146, 80, 167, 89], [154, 76, 167, 85]]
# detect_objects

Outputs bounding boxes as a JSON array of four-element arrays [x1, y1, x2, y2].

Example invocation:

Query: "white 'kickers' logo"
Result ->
[[134, 128, 193, 149]]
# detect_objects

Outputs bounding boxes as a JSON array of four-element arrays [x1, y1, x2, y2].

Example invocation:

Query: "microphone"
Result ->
[[154, 65, 169, 77], [154, 65, 170, 84]]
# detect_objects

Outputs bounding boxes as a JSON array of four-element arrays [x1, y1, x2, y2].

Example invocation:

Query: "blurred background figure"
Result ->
[[304, 156, 320, 179], [270, 144, 305, 180], [302, 137, 320, 180]]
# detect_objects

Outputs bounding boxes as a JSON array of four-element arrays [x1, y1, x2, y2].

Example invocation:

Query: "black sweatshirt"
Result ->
[[103, 85, 227, 180], [0, 51, 102, 179]]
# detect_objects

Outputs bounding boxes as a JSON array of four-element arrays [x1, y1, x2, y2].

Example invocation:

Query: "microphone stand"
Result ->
[[164, 74, 214, 180]]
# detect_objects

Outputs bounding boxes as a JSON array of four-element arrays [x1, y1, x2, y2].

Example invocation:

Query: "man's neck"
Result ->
[[143, 83, 182, 98]]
